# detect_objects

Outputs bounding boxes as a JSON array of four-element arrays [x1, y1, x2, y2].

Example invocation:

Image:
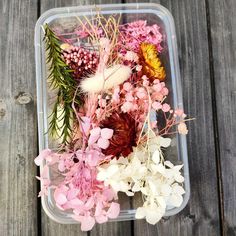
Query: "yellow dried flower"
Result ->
[[140, 42, 166, 81]]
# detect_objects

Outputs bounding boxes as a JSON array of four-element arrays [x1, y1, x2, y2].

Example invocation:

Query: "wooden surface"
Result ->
[[0, 0, 235, 235]]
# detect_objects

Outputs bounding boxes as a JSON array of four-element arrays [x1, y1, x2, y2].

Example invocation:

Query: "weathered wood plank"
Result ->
[[39, 1, 132, 236], [124, 0, 222, 235], [0, 0, 38, 236], [207, 0, 236, 235]]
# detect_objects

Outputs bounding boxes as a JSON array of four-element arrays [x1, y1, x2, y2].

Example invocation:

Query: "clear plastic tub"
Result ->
[[35, 3, 190, 224]]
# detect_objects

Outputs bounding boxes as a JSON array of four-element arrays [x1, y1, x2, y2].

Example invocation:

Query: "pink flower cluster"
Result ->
[[62, 46, 98, 79], [119, 20, 163, 53], [35, 146, 120, 231]]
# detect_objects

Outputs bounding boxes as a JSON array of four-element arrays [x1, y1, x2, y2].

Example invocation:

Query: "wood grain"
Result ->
[[124, 0, 222, 235], [39, 1, 132, 236], [207, 0, 236, 235], [0, 0, 39, 236]]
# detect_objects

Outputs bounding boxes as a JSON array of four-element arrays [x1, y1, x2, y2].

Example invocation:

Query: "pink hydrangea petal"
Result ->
[[107, 202, 120, 219], [85, 197, 95, 210], [88, 134, 100, 146], [103, 188, 116, 201], [90, 127, 101, 136], [80, 116, 91, 134], [58, 161, 65, 172], [86, 150, 102, 167], [97, 138, 110, 149], [55, 193, 67, 205], [34, 149, 51, 166], [95, 214, 108, 224], [101, 128, 114, 139], [95, 202, 103, 217], [69, 198, 84, 207], [80, 216, 96, 231]]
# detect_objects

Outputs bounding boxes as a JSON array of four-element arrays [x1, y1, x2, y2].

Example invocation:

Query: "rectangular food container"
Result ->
[[35, 3, 190, 224]]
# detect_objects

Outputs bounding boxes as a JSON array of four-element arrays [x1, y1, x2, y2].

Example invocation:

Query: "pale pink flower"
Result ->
[[178, 122, 188, 135], [123, 82, 133, 91], [136, 65, 142, 72], [121, 101, 133, 113], [174, 109, 184, 117], [162, 103, 171, 112], [152, 102, 162, 110], [124, 51, 139, 62]]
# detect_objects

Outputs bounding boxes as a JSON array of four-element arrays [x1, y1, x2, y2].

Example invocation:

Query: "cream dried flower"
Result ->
[[97, 134, 185, 225]]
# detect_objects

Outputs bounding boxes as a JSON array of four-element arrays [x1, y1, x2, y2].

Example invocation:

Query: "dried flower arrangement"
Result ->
[[35, 13, 191, 231]]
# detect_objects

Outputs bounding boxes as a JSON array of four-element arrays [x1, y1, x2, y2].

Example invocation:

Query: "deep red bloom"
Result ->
[[101, 112, 137, 158]]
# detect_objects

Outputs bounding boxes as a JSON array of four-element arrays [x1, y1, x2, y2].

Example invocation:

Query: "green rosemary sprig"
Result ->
[[44, 24, 82, 144]]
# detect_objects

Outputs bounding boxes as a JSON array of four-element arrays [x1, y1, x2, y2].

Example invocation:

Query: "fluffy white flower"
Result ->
[[81, 64, 131, 93], [96, 134, 185, 226]]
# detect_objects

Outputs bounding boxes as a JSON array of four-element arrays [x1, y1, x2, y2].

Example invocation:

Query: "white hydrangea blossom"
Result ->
[[97, 135, 185, 225]]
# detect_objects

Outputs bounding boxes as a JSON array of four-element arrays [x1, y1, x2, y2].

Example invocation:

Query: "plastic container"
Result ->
[[35, 3, 190, 224]]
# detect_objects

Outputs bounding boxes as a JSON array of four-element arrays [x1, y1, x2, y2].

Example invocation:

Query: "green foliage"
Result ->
[[44, 24, 82, 144]]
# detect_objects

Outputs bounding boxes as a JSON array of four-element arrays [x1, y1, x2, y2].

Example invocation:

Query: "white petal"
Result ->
[[156, 164, 166, 175], [96, 171, 107, 181], [174, 174, 185, 183], [106, 165, 119, 177], [132, 182, 141, 192], [146, 209, 163, 225], [152, 150, 160, 164], [148, 180, 157, 194], [135, 207, 146, 219], [126, 191, 134, 196], [159, 136, 171, 148], [156, 196, 166, 209], [173, 165, 183, 171], [161, 184, 172, 196], [164, 161, 174, 168], [141, 187, 148, 195], [168, 194, 183, 207], [172, 185, 185, 195]]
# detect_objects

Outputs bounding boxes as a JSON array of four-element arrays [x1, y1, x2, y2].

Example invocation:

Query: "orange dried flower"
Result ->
[[139, 42, 166, 81]]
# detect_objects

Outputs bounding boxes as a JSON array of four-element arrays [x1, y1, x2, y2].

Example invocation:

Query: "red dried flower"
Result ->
[[101, 112, 137, 158]]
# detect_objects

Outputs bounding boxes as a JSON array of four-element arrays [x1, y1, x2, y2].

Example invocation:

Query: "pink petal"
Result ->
[[152, 102, 162, 110], [107, 202, 120, 219], [55, 193, 67, 205], [86, 150, 101, 167], [95, 214, 108, 224], [153, 83, 162, 92], [34, 149, 51, 166], [88, 134, 100, 146], [161, 87, 169, 95], [90, 127, 101, 136], [97, 138, 110, 149], [95, 202, 103, 217], [103, 188, 116, 201], [101, 128, 114, 139], [162, 103, 171, 112], [69, 198, 83, 207], [58, 161, 65, 172], [123, 82, 132, 91], [85, 197, 95, 210], [80, 116, 91, 134], [81, 216, 96, 231]]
